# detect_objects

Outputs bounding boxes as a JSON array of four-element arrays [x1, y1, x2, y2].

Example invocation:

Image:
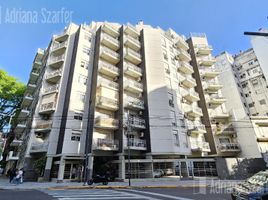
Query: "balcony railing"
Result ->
[[93, 138, 119, 151], [100, 46, 120, 64], [43, 84, 59, 95], [176, 49, 191, 62], [97, 77, 119, 90], [124, 23, 140, 37], [35, 120, 53, 132], [48, 54, 65, 68], [178, 61, 193, 74], [126, 138, 147, 150], [219, 143, 240, 152], [39, 102, 56, 114], [102, 23, 120, 38], [94, 117, 119, 129], [46, 69, 62, 82], [175, 36, 189, 50], [124, 96, 144, 110], [124, 48, 142, 65], [30, 142, 49, 153], [101, 32, 120, 50], [195, 44, 213, 55], [128, 116, 146, 129], [124, 62, 142, 78], [52, 41, 67, 51], [124, 35, 141, 51], [124, 78, 143, 93]]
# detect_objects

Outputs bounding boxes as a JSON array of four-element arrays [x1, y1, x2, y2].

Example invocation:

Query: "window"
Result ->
[[245, 94, 249, 97], [170, 110, 176, 126], [168, 92, 174, 107], [84, 33, 92, 42], [252, 79, 258, 87], [242, 83, 247, 88], [240, 93, 244, 97], [248, 61, 253, 66], [260, 99, 266, 105], [253, 68, 258, 74], [248, 103, 255, 108], [219, 138, 230, 144], [78, 75, 87, 85], [173, 130, 180, 146], [163, 50, 168, 61], [82, 46, 91, 55], [74, 112, 83, 120], [81, 60, 89, 69], [169, 45, 174, 53], [71, 132, 81, 141], [77, 92, 86, 102]]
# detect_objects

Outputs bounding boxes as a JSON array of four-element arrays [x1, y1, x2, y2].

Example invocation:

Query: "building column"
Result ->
[[85, 154, 94, 181], [118, 155, 125, 180], [57, 157, 65, 182], [43, 156, 53, 181], [146, 155, 153, 178]]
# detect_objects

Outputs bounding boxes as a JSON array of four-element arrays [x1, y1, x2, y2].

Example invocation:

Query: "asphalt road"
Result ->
[[0, 187, 232, 200]]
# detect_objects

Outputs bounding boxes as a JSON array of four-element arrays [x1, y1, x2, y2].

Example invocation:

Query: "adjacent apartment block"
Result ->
[[8, 21, 263, 181]]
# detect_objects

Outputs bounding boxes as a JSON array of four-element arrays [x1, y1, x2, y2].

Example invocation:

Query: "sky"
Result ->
[[0, 0, 267, 83]]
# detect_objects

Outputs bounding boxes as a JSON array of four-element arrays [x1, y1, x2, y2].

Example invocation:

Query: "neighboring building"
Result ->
[[214, 51, 268, 178], [10, 21, 266, 182]]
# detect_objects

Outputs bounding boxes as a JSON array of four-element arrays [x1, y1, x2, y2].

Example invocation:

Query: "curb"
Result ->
[[48, 184, 208, 190]]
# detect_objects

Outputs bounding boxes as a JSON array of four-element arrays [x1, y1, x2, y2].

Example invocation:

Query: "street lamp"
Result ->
[[124, 110, 132, 186]]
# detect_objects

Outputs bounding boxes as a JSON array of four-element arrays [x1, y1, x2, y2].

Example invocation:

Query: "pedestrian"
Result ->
[[7, 167, 16, 183], [76, 166, 82, 182], [0, 166, 3, 176], [18, 168, 24, 184]]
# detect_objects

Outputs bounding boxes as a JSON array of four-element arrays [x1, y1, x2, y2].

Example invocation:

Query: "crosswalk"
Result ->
[[44, 189, 158, 200]]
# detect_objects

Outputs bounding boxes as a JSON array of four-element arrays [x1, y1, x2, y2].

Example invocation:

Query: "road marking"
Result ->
[[121, 189, 194, 200]]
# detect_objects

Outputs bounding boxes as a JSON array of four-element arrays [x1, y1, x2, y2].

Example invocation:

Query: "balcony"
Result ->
[[124, 78, 143, 94], [30, 142, 49, 153], [29, 70, 40, 83], [101, 33, 120, 51], [175, 37, 189, 51], [54, 31, 69, 42], [15, 121, 27, 133], [39, 102, 56, 114], [94, 117, 119, 130], [6, 151, 19, 161], [176, 49, 191, 62], [18, 108, 30, 119], [182, 90, 200, 102], [177, 61, 194, 75], [200, 69, 220, 79], [43, 84, 59, 95], [195, 44, 213, 55], [125, 138, 147, 150], [218, 143, 240, 153], [209, 96, 227, 106], [203, 81, 223, 93], [199, 57, 216, 67], [210, 112, 230, 120], [188, 124, 206, 136], [257, 137, 268, 142], [46, 69, 62, 83], [124, 24, 140, 38], [191, 142, 210, 152], [124, 62, 142, 78], [96, 96, 119, 111], [100, 46, 120, 64], [27, 83, 37, 94], [97, 77, 119, 91], [180, 76, 197, 88], [48, 55, 65, 69], [98, 60, 119, 78], [214, 125, 236, 135], [124, 36, 141, 51], [10, 139, 23, 147], [22, 95, 34, 106], [35, 120, 53, 133], [93, 138, 119, 151], [124, 96, 144, 110], [102, 23, 120, 38], [128, 116, 146, 129], [124, 48, 142, 65], [185, 106, 203, 118], [51, 41, 67, 55]]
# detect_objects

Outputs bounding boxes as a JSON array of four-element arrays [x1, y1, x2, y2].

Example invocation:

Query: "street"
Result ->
[[0, 187, 232, 200]]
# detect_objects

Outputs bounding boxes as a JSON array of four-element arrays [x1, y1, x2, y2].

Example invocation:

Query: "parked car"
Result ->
[[163, 168, 174, 176], [153, 169, 164, 178], [231, 170, 268, 200], [87, 174, 109, 185]]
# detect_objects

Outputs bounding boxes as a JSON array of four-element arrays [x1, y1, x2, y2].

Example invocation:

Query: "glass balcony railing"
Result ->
[[93, 138, 119, 151], [43, 84, 59, 95]]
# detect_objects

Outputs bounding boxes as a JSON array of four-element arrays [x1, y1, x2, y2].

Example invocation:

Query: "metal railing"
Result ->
[[48, 54, 65, 64], [40, 102, 55, 112], [125, 96, 144, 109], [219, 143, 240, 151], [93, 138, 119, 150], [30, 142, 49, 152], [127, 138, 146, 148], [35, 120, 53, 130], [128, 116, 146, 128], [52, 41, 67, 50], [43, 84, 59, 94], [124, 78, 143, 89]]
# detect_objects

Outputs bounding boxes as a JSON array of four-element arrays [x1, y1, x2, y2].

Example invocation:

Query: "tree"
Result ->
[[33, 156, 46, 177], [0, 69, 25, 132]]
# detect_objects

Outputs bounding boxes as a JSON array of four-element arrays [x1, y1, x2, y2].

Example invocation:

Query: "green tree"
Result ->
[[0, 69, 25, 132]]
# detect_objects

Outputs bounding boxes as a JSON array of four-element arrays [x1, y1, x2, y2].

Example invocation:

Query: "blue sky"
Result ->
[[0, 0, 267, 83]]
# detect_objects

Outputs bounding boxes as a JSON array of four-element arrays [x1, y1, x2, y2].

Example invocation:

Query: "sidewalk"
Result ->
[[0, 176, 242, 190]]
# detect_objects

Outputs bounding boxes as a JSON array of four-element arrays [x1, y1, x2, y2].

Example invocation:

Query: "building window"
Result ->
[[260, 99, 266, 105], [77, 92, 86, 102], [74, 112, 83, 120], [219, 138, 230, 144], [168, 92, 174, 107], [71, 132, 81, 141], [251, 79, 258, 87], [253, 68, 258, 74], [81, 60, 89, 69], [248, 103, 255, 108], [242, 83, 247, 88], [82, 46, 91, 55], [163, 50, 168, 61], [245, 94, 249, 97], [84, 33, 92, 42], [78, 75, 87, 85], [173, 130, 180, 146], [248, 61, 253, 66], [170, 110, 176, 126]]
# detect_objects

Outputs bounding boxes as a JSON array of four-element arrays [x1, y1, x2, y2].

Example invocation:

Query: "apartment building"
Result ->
[[214, 51, 268, 178], [10, 21, 249, 182]]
